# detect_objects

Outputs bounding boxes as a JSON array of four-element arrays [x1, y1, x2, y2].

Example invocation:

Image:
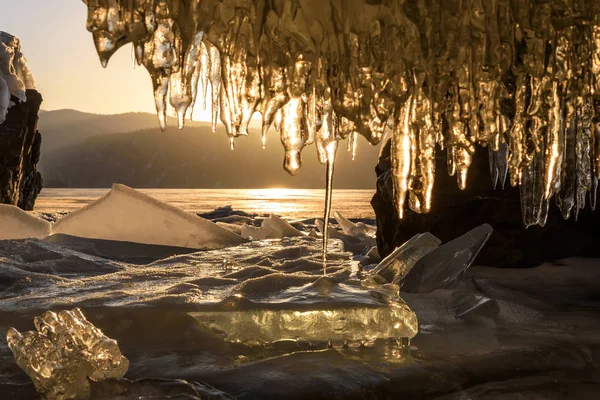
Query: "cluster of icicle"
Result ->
[[83, 0, 600, 230], [0, 32, 36, 124]]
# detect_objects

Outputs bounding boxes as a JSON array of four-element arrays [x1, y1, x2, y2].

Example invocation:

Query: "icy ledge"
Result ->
[[0, 32, 35, 124]]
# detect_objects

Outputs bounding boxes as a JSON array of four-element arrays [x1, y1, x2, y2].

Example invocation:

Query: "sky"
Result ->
[[0, 0, 212, 120]]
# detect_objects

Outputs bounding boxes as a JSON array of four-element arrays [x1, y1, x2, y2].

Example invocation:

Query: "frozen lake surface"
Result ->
[[35, 188, 376, 219], [2, 186, 599, 399]]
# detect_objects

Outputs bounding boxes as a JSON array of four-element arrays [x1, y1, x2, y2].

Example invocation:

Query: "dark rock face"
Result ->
[[0, 90, 43, 210], [372, 140, 600, 268]]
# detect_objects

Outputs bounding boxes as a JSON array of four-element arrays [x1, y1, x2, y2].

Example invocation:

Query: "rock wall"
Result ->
[[0, 89, 43, 210], [372, 140, 600, 268]]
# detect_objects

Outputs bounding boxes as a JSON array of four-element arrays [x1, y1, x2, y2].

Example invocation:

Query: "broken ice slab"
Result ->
[[6, 308, 129, 400], [368, 233, 441, 285], [51, 184, 246, 250], [333, 211, 377, 238], [315, 218, 377, 254], [241, 214, 305, 240], [0, 204, 50, 240], [401, 224, 493, 293], [190, 276, 418, 343]]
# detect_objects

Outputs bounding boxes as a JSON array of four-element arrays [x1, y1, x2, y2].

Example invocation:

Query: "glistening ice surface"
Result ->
[[6, 308, 128, 400], [82, 0, 600, 227]]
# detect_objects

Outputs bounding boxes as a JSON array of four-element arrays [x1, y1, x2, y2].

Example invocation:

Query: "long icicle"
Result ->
[[322, 152, 336, 276]]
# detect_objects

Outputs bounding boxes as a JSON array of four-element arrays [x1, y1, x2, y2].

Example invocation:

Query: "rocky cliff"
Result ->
[[0, 89, 43, 210]]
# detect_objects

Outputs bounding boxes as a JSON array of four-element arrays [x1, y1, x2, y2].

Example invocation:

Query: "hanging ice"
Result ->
[[0, 32, 35, 124], [0, 204, 50, 240], [80, 0, 600, 228], [6, 308, 129, 400], [51, 184, 246, 249]]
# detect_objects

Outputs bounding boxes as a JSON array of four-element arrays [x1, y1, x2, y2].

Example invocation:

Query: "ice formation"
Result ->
[[402, 224, 493, 293], [368, 232, 441, 285], [333, 211, 376, 238], [6, 308, 129, 400], [0, 204, 50, 240], [51, 183, 246, 249], [0, 32, 35, 124], [190, 276, 418, 343], [82, 0, 600, 231], [240, 214, 305, 240]]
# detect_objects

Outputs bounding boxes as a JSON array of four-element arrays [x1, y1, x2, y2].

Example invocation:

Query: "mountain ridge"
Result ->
[[37, 110, 381, 189]]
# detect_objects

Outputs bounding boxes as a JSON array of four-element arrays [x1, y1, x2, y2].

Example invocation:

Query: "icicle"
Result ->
[[348, 132, 357, 161], [80, 0, 600, 229], [322, 152, 336, 276], [391, 93, 413, 219], [316, 97, 339, 275], [207, 42, 221, 133], [489, 142, 509, 190], [199, 42, 209, 111], [280, 97, 307, 175]]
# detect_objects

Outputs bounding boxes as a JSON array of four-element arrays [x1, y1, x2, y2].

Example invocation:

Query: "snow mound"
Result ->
[[0, 204, 50, 240], [51, 184, 246, 249], [241, 215, 305, 240]]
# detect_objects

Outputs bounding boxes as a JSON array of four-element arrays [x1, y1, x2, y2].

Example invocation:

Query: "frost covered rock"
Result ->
[[402, 224, 494, 293], [51, 184, 246, 249], [6, 308, 129, 400], [241, 214, 305, 240], [0, 204, 49, 239], [0, 32, 35, 124]]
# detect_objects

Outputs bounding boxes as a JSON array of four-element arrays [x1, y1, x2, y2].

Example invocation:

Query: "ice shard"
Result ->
[[401, 224, 493, 293], [0, 204, 50, 240], [6, 308, 129, 400], [368, 233, 441, 285], [51, 184, 246, 249], [79, 1, 600, 227], [241, 214, 305, 240], [333, 211, 376, 239]]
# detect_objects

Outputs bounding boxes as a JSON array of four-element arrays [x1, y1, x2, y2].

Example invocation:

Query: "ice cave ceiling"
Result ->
[[82, 0, 600, 228]]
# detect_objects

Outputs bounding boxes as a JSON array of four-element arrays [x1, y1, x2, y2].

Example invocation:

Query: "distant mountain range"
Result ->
[[37, 110, 382, 189]]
